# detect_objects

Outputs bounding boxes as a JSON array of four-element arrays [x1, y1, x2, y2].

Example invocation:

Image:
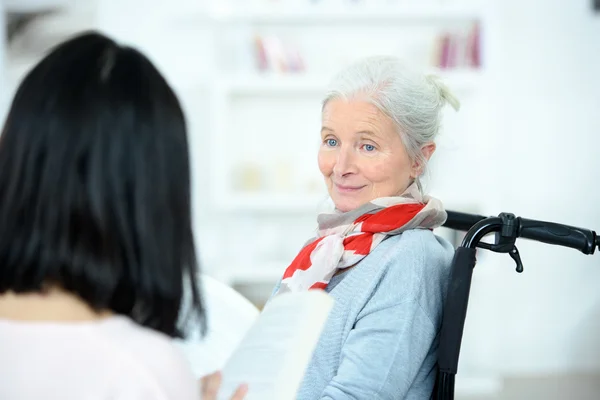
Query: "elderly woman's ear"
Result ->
[[411, 142, 436, 178]]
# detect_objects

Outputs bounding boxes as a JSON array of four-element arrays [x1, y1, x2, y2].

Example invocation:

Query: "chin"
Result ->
[[332, 198, 363, 213]]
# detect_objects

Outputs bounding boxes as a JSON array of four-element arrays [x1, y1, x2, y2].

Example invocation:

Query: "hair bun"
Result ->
[[425, 74, 461, 112]]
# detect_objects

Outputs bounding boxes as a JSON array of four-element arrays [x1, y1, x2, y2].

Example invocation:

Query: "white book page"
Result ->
[[217, 290, 333, 400]]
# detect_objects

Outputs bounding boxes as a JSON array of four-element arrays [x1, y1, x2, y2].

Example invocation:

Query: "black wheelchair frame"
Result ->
[[433, 210, 600, 400]]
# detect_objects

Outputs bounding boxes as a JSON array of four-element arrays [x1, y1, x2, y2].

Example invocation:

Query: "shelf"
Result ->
[[206, 4, 484, 25], [214, 69, 484, 96], [214, 192, 330, 212], [215, 75, 329, 95]]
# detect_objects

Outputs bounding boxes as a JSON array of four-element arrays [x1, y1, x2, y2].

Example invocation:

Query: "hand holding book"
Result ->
[[200, 371, 248, 400]]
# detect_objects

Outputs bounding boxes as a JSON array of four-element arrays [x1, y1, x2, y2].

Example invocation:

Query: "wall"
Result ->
[[0, 1, 7, 122], [467, 0, 600, 376]]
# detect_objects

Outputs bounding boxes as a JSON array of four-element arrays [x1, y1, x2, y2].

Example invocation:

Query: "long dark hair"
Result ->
[[0, 31, 204, 338]]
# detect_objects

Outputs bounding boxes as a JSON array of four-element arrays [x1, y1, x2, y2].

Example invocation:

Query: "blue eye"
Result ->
[[326, 138, 338, 147], [364, 144, 375, 152]]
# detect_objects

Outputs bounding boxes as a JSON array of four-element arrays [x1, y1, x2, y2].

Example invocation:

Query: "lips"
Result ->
[[334, 183, 366, 193]]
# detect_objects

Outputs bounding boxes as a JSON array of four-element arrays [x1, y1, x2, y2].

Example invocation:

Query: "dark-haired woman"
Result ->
[[0, 31, 245, 400]]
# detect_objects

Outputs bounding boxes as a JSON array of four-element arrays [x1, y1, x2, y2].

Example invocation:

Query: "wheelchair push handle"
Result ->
[[443, 211, 487, 232], [444, 211, 599, 255], [518, 217, 597, 255]]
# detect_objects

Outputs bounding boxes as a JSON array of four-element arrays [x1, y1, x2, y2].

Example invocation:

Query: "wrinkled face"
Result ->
[[318, 99, 434, 213]]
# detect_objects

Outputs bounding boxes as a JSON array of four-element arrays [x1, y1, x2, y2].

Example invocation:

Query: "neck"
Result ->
[[0, 288, 113, 322]]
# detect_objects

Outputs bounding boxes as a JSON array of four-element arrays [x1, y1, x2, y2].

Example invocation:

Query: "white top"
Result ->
[[0, 315, 199, 400]]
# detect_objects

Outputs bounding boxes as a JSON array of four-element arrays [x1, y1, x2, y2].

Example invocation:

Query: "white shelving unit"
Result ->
[[204, 0, 487, 216], [207, 70, 484, 214], [207, 4, 484, 24], [215, 68, 483, 96], [174, 2, 485, 26]]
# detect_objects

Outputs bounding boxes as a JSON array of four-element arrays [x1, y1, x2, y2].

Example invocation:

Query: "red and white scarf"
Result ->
[[276, 183, 447, 295]]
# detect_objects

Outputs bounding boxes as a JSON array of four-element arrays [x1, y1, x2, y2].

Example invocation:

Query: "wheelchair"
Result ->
[[433, 211, 600, 400]]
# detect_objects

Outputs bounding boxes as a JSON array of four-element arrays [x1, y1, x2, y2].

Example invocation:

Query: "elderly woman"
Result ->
[[272, 56, 460, 399]]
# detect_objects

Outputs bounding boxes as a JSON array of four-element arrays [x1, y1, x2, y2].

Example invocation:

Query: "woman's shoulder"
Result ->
[[97, 316, 199, 399], [375, 229, 454, 270], [0, 316, 199, 399], [366, 229, 455, 299]]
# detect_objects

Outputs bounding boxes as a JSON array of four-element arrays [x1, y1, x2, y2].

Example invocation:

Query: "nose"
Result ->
[[332, 145, 357, 178]]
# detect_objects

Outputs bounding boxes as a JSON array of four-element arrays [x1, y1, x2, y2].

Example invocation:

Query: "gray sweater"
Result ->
[[275, 229, 454, 400]]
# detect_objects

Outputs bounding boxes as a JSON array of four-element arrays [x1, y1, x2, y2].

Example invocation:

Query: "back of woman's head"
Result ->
[[323, 55, 460, 181], [0, 31, 204, 337]]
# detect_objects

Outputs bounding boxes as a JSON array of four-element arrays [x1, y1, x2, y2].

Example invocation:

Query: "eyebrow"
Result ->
[[320, 127, 378, 137], [356, 130, 378, 137]]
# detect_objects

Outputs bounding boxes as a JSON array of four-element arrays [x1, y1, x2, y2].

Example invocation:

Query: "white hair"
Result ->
[[322, 55, 460, 189]]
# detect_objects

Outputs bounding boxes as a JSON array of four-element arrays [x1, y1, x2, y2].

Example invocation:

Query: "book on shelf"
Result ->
[[433, 22, 481, 70], [254, 35, 305, 74], [217, 290, 334, 400]]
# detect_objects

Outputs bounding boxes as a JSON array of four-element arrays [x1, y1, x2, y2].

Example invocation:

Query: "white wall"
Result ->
[[0, 1, 4, 69], [0, 1, 7, 122], [462, 0, 600, 376]]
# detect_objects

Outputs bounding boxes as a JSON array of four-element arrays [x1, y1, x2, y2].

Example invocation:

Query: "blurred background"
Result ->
[[1, 0, 599, 398]]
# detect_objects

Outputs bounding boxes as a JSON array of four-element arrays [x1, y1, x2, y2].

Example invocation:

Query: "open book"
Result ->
[[217, 290, 334, 400]]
